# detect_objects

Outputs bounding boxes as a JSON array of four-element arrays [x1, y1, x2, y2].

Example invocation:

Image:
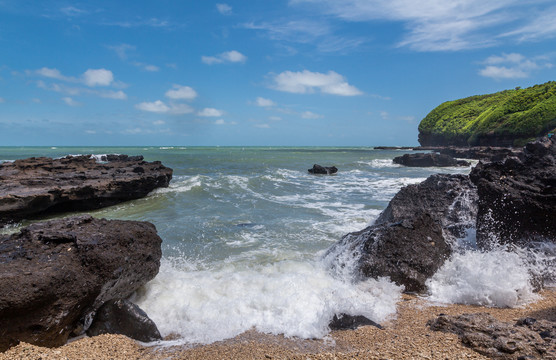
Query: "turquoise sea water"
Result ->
[[1, 146, 544, 345]]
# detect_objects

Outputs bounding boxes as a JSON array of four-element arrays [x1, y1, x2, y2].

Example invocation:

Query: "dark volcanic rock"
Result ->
[[329, 314, 382, 331], [308, 164, 338, 175], [0, 216, 162, 351], [438, 147, 522, 162], [87, 299, 162, 342], [326, 174, 477, 293], [470, 136, 556, 247], [0, 155, 172, 226], [393, 153, 470, 167], [428, 313, 556, 359]]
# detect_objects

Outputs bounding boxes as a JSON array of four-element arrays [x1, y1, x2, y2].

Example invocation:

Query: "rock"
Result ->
[[376, 174, 478, 242], [428, 313, 556, 359], [0, 155, 172, 226], [393, 153, 470, 167], [329, 314, 382, 330], [374, 146, 415, 150], [0, 216, 162, 351], [470, 136, 556, 247], [326, 174, 477, 293], [86, 299, 162, 342], [438, 147, 522, 162], [308, 164, 338, 175]]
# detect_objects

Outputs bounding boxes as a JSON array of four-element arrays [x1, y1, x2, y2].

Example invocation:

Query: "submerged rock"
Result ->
[[470, 136, 556, 247], [0, 216, 162, 351], [0, 155, 172, 226], [308, 164, 338, 175], [393, 153, 470, 167], [87, 299, 162, 342], [428, 313, 556, 359]]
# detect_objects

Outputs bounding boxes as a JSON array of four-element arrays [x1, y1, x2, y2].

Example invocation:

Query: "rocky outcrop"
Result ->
[[428, 313, 556, 359], [0, 155, 172, 226], [437, 147, 522, 162], [0, 216, 162, 351], [470, 136, 556, 247], [393, 153, 470, 167], [86, 299, 162, 342], [308, 164, 338, 175], [329, 314, 382, 331], [327, 174, 477, 292]]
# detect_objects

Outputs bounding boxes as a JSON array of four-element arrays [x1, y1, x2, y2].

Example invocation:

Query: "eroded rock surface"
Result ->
[[470, 136, 556, 247], [393, 153, 470, 167], [308, 164, 338, 175], [0, 216, 162, 351], [429, 313, 556, 359], [0, 155, 172, 226]]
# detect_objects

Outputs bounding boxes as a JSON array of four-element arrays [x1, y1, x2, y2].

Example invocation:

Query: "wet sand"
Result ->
[[2, 288, 555, 359]]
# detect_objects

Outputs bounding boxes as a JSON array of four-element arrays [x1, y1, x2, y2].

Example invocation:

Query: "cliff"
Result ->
[[418, 81, 556, 147]]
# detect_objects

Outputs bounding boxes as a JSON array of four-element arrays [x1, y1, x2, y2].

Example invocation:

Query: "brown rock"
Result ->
[[0, 155, 172, 226], [0, 215, 162, 351]]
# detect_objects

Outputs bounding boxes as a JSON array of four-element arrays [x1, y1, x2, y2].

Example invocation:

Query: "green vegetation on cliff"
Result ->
[[418, 81, 556, 147]]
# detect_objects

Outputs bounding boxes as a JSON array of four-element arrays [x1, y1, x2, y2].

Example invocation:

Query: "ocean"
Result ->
[[0, 146, 552, 345]]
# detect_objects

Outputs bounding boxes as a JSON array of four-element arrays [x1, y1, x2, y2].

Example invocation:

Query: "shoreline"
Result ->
[[3, 288, 555, 359]]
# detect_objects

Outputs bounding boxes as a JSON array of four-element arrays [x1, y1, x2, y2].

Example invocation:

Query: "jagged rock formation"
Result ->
[[308, 164, 338, 175], [0, 216, 162, 351], [470, 136, 556, 247], [429, 313, 556, 359], [393, 153, 470, 167], [86, 299, 162, 342], [327, 174, 477, 292], [0, 155, 172, 226]]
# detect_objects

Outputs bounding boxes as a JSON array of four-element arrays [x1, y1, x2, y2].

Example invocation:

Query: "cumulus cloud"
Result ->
[[216, 3, 232, 15], [301, 111, 323, 119], [255, 97, 276, 107], [198, 108, 224, 117], [202, 50, 247, 64], [82, 68, 113, 87], [36, 67, 69, 81], [479, 53, 553, 80], [135, 100, 194, 114], [165, 85, 197, 100], [271, 70, 362, 96], [62, 97, 80, 106]]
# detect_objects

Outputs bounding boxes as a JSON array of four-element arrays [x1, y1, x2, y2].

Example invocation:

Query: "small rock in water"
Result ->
[[87, 299, 162, 342], [329, 314, 383, 330], [308, 164, 338, 175]]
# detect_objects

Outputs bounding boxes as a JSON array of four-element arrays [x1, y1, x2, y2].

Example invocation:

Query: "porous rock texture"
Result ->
[[393, 153, 470, 167], [0, 215, 162, 351], [327, 174, 477, 292], [470, 136, 556, 247], [429, 313, 556, 359], [0, 155, 172, 226]]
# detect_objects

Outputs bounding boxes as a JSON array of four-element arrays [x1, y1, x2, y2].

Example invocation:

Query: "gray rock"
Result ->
[[393, 153, 470, 167], [308, 164, 338, 174]]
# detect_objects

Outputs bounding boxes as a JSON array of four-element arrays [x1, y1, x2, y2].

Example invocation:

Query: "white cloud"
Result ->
[[36, 67, 70, 81], [108, 44, 135, 60], [165, 85, 197, 100], [301, 111, 323, 119], [136, 100, 194, 114], [99, 90, 127, 100], [215, 119, 226, 125], [255, 123, 270, 128], [290, 0, 554, 52], [82, 68, 113, 87], [479, 53, 552, 80], [153, 120, 166, 125], [62, 97, 80, 107], [271, 70, 362, 96], [269, 116, 282, 121], [144, 64, 160, 72], [216, 3, 232, 15], [85, 130, 97, 134], [202, 50, 247, 64], [255, 97, 276, 107], [198, 108, 224, 117], [380, 111, 389, 120], [60, 6, 88, 17], [136, 100, 169, 113]]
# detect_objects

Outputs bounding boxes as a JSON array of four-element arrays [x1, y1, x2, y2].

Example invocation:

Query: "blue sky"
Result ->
[[0, 0, 555, 146]]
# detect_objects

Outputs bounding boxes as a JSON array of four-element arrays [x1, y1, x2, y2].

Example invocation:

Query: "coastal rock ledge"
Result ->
[[0, 155, 172, 226], [0, 216, 162, 351]]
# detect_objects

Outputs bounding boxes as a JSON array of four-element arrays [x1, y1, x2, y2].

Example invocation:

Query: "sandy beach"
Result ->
[[2, 288, 554, 360]]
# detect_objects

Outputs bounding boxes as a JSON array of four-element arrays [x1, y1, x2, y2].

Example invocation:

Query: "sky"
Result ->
[[0, 0, 555, 146]]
